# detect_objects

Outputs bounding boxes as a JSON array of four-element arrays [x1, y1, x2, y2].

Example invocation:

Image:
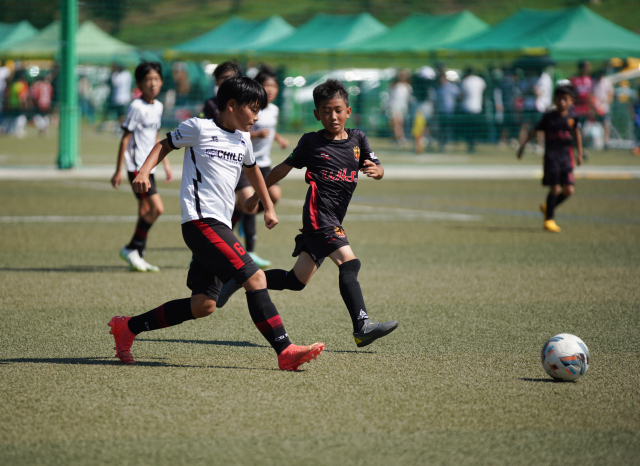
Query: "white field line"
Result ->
[[2, 164, 640, 180]]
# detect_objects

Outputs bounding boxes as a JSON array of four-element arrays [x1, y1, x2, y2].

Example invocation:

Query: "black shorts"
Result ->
[[182, 218, 260, 301], [128, 171, 157, 199], [542, 168, 575, 186], [234, 165, 278, 192], [292, 226, 350, 268]]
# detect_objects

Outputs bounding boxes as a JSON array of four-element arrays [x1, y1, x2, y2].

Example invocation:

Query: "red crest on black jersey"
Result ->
[[353, 146, 360, 160]]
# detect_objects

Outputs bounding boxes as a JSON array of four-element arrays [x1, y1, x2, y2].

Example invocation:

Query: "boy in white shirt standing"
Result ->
[[108, 76, 324, 371], [111, 62, 173, 272]]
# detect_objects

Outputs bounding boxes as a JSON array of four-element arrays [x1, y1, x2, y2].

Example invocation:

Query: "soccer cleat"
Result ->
[[544, 219, 561, 233], [353, 319, 400, 348], [278, 342, 325, 371], [108, 316, 136, 364], [139, 257, 160, 273], [248, 252, 271, 269], [119, 246, 148, 272], [540, 203, 547, 221], [216, 278, 242, 308]]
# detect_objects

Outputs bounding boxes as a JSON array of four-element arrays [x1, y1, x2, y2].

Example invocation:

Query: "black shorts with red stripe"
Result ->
[[292, 226, 350, 268], [128, 171, 157, 200], [182, 218, 260, 301]]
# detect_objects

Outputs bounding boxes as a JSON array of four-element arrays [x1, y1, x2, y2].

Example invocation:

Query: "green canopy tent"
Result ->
[[345, 10, 488, 54], [446, 6, 640, 61], [0, 21, 38, 50], [170, 15, 295, 56], [2, 20, 145, 65], [258, 13, 388, 53]]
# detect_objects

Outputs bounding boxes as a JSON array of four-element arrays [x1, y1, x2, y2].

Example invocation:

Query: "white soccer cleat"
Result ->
[[139, 257, 160, 273], [119, 246, 148, 272]]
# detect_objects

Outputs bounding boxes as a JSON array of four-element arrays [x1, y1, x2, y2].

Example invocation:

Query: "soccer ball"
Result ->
[[541, 333, 590, 381]]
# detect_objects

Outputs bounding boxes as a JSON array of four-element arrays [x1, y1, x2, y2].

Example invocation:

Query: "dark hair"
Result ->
[[313, 78, 349, 109], [135, 61, 162, 82], [554, 85, 575, 99], [255, 65, 277, 85], [214, 61, 242, 81], [217, 76, 268, 112]]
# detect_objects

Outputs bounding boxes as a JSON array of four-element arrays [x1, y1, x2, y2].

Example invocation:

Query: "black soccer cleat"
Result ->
[[216, 279, 242, 308], [353, 319, 400, 348]]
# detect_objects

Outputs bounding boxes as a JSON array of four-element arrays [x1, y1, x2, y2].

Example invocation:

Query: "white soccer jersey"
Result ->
[[251, 103, 279, 168], [122, 98, 163, 174], [167, 118, 255, 227]]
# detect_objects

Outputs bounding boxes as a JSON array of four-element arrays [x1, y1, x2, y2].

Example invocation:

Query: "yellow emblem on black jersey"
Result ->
[[353, 146, 360, 160]]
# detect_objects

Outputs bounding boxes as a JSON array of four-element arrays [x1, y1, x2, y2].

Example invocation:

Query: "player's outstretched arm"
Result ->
[[516, 128, 536, 159], [132, 139, 174, 194], [111, 130, 132, 189], [360, 159, 384, 180], [244, 164, 279, 230]]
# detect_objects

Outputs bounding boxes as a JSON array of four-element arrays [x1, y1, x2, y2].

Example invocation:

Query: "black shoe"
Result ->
[[353, 319, 399, 348], [216, 279, 242, 308]]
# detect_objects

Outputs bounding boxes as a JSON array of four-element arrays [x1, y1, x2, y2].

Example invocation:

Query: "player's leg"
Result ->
[[544, 183, 562, 232], [329, 245, 399, 347], [556, 171, 575, 210], [120, 174, 162, 271], [236, 185, 270, 268]]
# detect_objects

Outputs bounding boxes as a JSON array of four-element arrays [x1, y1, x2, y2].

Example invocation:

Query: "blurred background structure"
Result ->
[[1, 0, 640, 165]]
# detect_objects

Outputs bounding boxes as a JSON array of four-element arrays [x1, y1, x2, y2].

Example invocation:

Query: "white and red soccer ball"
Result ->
[[541, 333, 590, 381]]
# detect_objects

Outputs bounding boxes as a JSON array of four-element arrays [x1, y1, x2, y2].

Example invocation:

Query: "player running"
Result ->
[[216, 79, 399, 348], [108, 76, 324, 370], [517, 85, 583, 233], [111, 62, 173, 272]]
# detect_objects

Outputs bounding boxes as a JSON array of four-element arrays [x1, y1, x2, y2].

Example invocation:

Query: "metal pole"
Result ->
[[57, 0, 80, 169]]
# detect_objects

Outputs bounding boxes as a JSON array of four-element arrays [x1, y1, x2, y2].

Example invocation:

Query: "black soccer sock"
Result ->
[[338, 259, 369, 333], [127, 298, 194, 335], [242, 213, 257, 252], [555, 193, 567, 207], [231, 208, 241, 228], [265, 269, 306, 291], [126, 218, 153, 255], [246, 289, 291, 355], [546, 192, 558, 220]]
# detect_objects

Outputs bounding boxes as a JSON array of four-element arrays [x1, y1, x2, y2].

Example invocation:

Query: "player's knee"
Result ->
[[244, 269, 267, 290], [338, 258, 361, 278], [192, 297, 216, 318], [288, 269, 306, 291], [564, 185, 574, 197], [550, 185, 561, 196]]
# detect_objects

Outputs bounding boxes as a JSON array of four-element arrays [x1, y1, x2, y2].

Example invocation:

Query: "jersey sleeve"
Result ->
[[166, 118, 201, 149], [121, 103, 139, 132], [535, 113, 549, 132], [243, 135, 256, 168], [283, 135, 308, 169], [358, 132, 380, 168]]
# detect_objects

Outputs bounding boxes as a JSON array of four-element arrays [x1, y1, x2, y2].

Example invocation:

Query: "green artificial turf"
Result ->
[[0, 174, 639, 465]]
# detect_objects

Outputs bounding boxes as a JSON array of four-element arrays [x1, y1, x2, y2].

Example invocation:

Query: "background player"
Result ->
[[111, 61, 173, 272], [237, 66, 290, 269], [217, 79, 399, 348], [517, 85, 583, 233], [203, 61, 242, 120], [108, 76, 324, 370]]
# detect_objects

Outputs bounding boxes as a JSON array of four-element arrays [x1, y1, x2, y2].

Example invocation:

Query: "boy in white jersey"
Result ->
[[235, 67, 289, 268], [108, 77, 324, 371], [111, 62, 173, 272]]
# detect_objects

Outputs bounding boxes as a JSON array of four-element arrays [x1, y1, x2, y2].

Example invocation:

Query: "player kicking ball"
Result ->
[[217, 79, 399, 348], [517, 85, 583, 233], [108, 77, 324, 370], [111, 62, 173, 272]]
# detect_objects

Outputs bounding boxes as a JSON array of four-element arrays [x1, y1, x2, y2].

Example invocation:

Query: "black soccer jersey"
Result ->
[[535, 110, 579, 171], [284, 129, 380, 231]]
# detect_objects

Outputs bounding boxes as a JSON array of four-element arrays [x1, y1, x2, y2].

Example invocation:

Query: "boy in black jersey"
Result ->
[[218, 79, 399, 348], [517, 85, 583, 233]]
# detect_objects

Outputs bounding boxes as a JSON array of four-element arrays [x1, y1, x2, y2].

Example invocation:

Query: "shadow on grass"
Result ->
[[0, 357, 279, 371], [520, 377, 575, 383], [324, 349, 374, 354], [137, 338, 267, 348], [148, 247, 190, 252], [0, 265, 185, 273]]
